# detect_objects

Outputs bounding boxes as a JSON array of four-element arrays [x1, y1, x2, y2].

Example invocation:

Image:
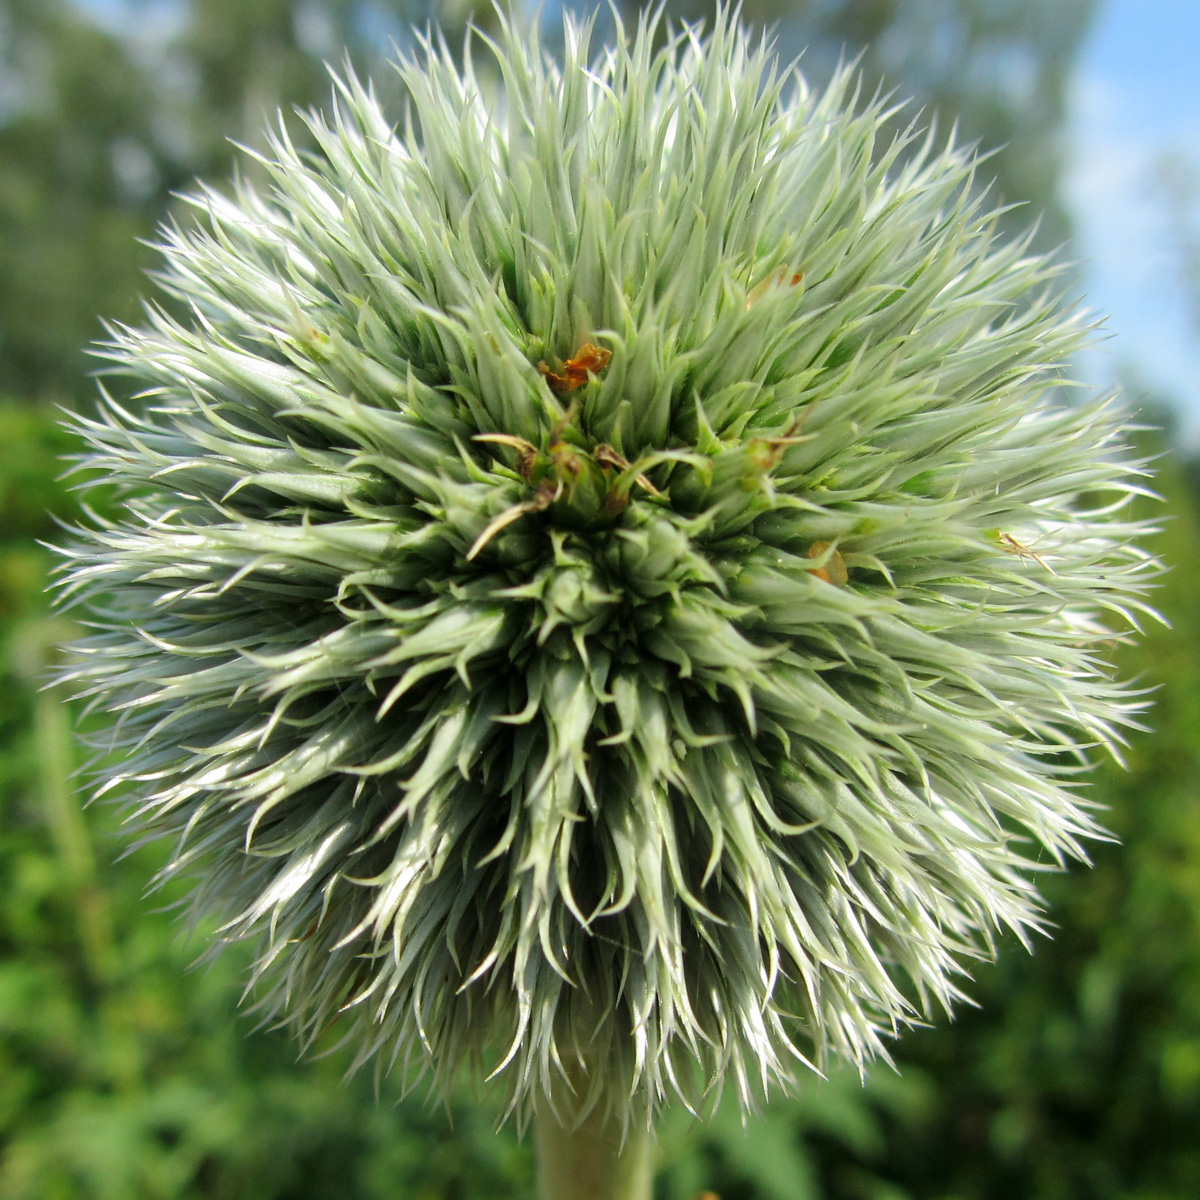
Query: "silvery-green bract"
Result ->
[[58, 7, 1156, 1123]]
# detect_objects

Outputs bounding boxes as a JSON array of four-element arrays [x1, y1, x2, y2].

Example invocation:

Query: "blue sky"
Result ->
[[1067, 0, 1200, 445]]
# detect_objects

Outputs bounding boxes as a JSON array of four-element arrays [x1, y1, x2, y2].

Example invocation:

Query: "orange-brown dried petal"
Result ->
[[537, 362, 576, 393], [808, 540, 848, 586], [565, 342, 611, 374], [537, 342, 611, 393]]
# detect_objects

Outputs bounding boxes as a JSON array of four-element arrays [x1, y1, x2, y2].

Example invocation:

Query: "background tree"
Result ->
[[0, 0, 161, 401]]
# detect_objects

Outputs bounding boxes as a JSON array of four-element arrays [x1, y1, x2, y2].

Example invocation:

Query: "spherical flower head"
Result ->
[[58, 7, 1156, 1123]]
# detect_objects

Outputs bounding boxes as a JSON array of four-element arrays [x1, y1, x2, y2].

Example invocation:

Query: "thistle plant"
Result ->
[[58, 8, 1156, 1199]]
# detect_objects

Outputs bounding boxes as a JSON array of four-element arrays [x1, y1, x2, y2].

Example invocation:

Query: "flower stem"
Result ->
[[533, 1095, 654, 1200]]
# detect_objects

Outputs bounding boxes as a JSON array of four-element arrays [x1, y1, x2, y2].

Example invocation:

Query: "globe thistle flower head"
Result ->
[[58, 6, 1157, 1124]]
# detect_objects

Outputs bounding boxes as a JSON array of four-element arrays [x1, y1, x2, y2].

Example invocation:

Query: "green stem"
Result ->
[[534, 1094, 654, 1200]]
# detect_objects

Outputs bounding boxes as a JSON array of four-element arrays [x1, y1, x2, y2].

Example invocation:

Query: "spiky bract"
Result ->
[[59, 9, 1155, 1122]]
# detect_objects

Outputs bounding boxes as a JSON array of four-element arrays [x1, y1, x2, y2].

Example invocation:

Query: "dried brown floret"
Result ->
[[537, 342, 612, 393]]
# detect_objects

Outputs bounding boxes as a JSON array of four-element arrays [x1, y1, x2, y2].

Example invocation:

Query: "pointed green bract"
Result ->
[[58, 7, 1156, 1124]]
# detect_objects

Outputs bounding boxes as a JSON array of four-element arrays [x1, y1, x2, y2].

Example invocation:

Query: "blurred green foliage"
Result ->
[[3, 0, 1199, 1197]]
